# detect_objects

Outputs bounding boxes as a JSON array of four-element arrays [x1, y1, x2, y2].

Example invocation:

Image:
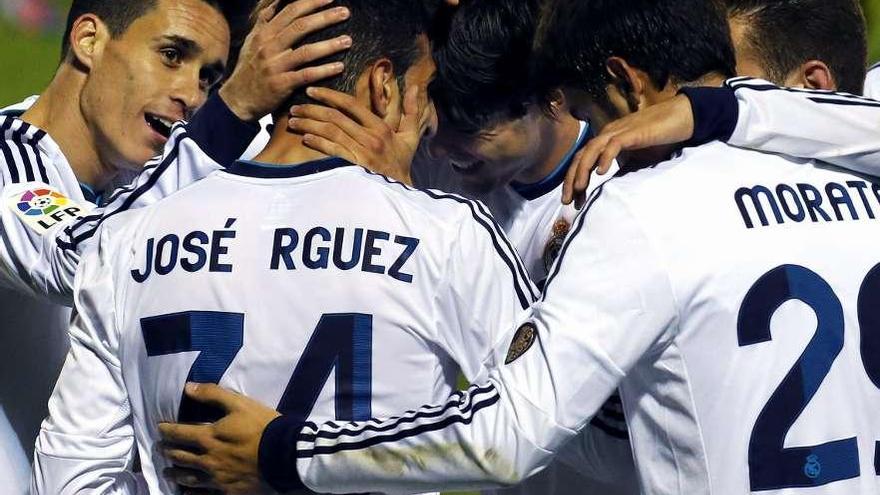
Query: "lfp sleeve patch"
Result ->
[[6, 185, 93, 235]]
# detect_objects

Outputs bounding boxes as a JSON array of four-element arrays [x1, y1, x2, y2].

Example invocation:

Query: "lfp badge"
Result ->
[[6, 185, 92, 235]]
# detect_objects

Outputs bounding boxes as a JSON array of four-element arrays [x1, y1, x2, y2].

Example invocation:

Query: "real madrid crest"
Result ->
[[542, 218, 571, 273], [505, 322, 538, 365]]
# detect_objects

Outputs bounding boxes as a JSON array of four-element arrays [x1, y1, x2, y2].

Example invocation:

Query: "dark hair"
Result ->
[[726, 0, 867, 94], [272, 0, 428, 112], [61, 0, 224, 61], [429, 0, 541, 134], [533, 0, 737, 106]]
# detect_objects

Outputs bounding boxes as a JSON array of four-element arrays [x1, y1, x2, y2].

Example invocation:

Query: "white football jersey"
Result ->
[[864, 64, 880, 99], [32, 158, 535, 494], [290, 141, 880, 495], [413, 121, 636, 495], [0, 94, 258, 495]]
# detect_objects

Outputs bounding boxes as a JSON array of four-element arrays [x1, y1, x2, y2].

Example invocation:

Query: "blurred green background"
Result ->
[[0, 0, 878, 106]]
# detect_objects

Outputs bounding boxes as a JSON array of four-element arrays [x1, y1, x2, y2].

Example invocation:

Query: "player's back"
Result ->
[[591, 142, 880, 494], [102, 158, 532, 493]]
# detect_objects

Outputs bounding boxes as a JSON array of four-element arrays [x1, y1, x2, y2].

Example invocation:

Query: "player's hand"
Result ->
[[287, 83, 432, 185], [562, 94, 695, 208], [219, 0, 353, 122], [158, 383, 281, 495]]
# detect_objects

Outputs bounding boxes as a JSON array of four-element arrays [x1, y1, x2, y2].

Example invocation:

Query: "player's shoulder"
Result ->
[[350, 166, 502, 233], [865, 63, 880, 99], [0, 114, 54, 187]]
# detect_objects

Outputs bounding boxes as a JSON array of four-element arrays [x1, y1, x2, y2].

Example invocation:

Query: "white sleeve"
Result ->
[[32, 225, 143, 495], [708, 77, 880, 176], [260, 186, 678, 494], [55, 93, 259, 265], [435, 201, 536, 380], [864, 65, 880, 100], [0, 176, 80, 304]]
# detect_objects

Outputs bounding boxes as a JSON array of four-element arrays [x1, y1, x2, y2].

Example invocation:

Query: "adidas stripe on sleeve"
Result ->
[[681, 77, 880, 178]]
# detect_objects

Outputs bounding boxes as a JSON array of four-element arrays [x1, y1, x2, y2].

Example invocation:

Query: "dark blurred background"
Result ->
[[0, 0, 878, 105]]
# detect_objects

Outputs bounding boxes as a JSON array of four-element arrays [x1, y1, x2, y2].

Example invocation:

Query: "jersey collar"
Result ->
[[510, 120, 590, 201], [228, 156, 354, 179]]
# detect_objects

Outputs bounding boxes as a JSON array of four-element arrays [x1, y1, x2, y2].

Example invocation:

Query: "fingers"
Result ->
[[305, 87, 385, 127], [164, 467, 217, 490], [275, 6, 351, 49], [290, 115, 366, 153], [277, 36, 351, 72], [159, 422, 212, 449], [290, 104, 377, 145], [270, 0, 337, 29], [164, 447, 208, 471], [302, 133, 360, 164], [278, 62, 346, 91], [184, 382, 243, 412], [398, 85, 421, 134], [256, 1, 280, 24]]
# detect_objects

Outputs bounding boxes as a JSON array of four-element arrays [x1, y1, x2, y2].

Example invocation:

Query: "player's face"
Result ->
[[427, 110, 550, 194], [80, 0, 229, 172], [403, 35, 439, 140]]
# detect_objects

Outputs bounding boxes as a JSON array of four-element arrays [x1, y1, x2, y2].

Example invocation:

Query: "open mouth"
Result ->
[[450, 160, 484, 176], [145, 113, 174, 139]]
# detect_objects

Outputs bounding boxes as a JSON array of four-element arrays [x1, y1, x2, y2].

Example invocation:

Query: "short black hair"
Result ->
[[61, 0, 224, 61], [272, 0, 429, 112], [726, 0, 867, 94], [430, 0, 541, 134], [533, 0, 737, 105]]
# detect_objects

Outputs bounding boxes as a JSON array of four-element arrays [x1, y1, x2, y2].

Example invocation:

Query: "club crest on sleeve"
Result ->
[[542, 218, 571, 273], [505, 322, 538, 365], [6, 185, 92, 235]]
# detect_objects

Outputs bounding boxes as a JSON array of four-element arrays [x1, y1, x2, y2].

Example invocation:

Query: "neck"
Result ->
[[514, 114, 582, 185], [21, 64, 114, 190], [253, 116, 330, 165]]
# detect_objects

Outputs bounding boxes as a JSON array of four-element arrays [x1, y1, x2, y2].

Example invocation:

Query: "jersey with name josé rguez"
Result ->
[[32, 159, 535, 494], [285, 142, 880, 495]]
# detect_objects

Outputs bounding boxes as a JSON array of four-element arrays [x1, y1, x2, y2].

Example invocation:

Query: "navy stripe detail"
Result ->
[[301, 384, 496, 443], [364, 170, 535, 309], [807, 96, 880, 108], [729, 81, 880, 103], [590, 416, 629, 440], [542, 184, 608, 300], [56, 131, 187, 252], [469, 198, 539, 302], [11, 124, 35, 182], [31, 129, 49, 183], [298, 386, 501, 458], [227, 157, 352, 179], [678, 86, 739, 144], [0, 119, 20, 183], [870, 62, 880, 71]]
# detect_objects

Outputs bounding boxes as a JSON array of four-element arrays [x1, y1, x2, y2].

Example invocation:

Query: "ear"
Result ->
[[368, 58, 400, 120], [605, 56, 646, 112], [68, 14, 109, 70], [798, 60, 836, 91]]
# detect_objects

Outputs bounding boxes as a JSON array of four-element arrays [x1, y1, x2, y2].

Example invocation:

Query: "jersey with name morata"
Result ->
[[32, 159, 536, 494], [284, 141, 880, 495]]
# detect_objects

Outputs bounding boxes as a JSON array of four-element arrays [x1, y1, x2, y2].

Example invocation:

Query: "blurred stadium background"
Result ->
[[0, 0, 878, 105]]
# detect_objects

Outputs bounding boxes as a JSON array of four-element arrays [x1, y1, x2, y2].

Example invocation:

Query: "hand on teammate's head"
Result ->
[[219, 0, 353, 121]]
